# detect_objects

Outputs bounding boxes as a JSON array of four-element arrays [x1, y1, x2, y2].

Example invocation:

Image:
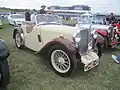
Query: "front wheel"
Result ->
[[48, 45, 77, 77], [104, 37, 109, 49], [93, 43, 103, 58], [0, 59, 10, 88]]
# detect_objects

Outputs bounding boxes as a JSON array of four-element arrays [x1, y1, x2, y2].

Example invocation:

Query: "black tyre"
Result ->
[[48, 45, 77, 77], [103, 37, 109, 49], [0, 59, 10, 88], [97, 43, 103, 58], [15, 31, 24, 49], [94, 43, 103, 58]]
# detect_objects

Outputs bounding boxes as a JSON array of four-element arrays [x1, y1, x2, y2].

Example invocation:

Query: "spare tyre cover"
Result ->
[[0, 39, 9, 59]]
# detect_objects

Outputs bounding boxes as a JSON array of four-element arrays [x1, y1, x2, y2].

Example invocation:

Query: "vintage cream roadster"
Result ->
[[13, 14, 104, 77]]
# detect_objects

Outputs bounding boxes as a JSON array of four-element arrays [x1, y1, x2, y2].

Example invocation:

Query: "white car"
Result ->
[[13, 14, 104, 77], [8, 14, 25, 26]]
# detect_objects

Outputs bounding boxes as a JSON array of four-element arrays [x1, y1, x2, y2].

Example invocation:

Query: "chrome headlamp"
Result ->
[[91, 30, 98, 39], [72, 29, 81, 48]]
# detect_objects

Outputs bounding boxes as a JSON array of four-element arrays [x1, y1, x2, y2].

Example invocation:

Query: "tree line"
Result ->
[[0, 7, 38, 12]]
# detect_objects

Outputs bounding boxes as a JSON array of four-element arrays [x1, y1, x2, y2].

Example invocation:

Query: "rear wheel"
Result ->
[[48, 45, 77, 77], [0, 59, 10, 88], [15, 31, 24, 49]]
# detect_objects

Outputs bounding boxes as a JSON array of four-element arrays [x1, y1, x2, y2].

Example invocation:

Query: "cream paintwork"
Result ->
[[21, 23, 77, 52], [40, 25, 77, 45], [21, 24, 43, 51]]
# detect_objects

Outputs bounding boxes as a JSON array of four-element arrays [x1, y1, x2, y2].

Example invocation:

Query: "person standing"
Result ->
[[30, 12, 36, 23], [106, 13, 116, 24], [25, 10, 31, 21], [39, 5, 47, 14]]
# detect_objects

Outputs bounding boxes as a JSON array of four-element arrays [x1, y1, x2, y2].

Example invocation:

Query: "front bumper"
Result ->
[[80, 51, 99, 71]]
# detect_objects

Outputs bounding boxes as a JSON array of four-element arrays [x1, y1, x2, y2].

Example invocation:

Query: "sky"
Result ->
[[0, 0, 120, 14]]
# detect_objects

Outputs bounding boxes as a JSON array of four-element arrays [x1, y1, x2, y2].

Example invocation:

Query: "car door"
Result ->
[[23, 22, 43, 51]]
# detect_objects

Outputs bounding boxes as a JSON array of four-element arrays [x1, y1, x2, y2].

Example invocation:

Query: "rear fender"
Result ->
[[40, 37, 76, 54], [13, 27, 24, 39]]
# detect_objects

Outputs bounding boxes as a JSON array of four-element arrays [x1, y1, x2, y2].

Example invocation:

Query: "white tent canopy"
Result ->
[[81, 12, 93, 17]]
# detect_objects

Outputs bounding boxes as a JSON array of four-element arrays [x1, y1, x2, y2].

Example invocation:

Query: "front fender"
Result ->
[[40, 37, 76, 54], [13, 27, 24, 39], [96, 29, 107, 36], [93, 34, 104, 49], [95, 34, 104, 44]]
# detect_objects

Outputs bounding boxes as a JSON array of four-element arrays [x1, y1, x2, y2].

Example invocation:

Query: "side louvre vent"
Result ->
[[37, 35, 41, 42]]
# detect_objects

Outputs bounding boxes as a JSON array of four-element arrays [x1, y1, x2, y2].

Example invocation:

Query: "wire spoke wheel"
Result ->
[[15, 33, 21, 47], [51, 50, 71, 73], [15, 31, 24, 49]]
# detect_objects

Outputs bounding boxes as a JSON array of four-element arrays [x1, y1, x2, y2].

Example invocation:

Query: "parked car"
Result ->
[[75, 15, 112, 49], [96, 24, 120, 49], [8, 14, 25, 26], [0, 38, 10, 88], [13, 14, 103, 77]]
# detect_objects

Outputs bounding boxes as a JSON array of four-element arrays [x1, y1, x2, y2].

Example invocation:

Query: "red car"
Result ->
[[96, 24, 120, 49]]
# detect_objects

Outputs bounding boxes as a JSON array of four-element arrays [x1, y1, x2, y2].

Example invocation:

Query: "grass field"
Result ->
[[1, 20, 120, 90]]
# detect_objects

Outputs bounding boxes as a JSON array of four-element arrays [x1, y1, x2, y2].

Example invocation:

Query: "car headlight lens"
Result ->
[[72, 29, 81, 47]]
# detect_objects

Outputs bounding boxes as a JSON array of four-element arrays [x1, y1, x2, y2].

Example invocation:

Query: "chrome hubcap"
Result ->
[[51, 50, 71, 73], [15, 33, 21, 47]]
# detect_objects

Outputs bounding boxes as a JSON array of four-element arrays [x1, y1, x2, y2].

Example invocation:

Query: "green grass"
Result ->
[[0, 20, 120, 90]]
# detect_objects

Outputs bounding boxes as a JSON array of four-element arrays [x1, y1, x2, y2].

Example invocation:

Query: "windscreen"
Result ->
[[12, 14, 25, 18], [78, 15, 104, 24], [36, 14, 62, 24]]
